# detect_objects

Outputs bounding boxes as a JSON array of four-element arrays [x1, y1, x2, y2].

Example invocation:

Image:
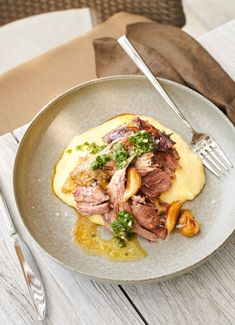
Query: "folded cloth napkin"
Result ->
[[93, 22, 235, 125], [0, 12, 149, 134]]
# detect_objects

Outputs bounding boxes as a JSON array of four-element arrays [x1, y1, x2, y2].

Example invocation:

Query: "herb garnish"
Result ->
[[89, 142, 130, 170], [111, 211, 134, 247], [90, 154, 111, 170], [75, 142, 106, 155], [111, 143, 130, 169], [129, 130, 154, 157], [85, 130, 155, 170]]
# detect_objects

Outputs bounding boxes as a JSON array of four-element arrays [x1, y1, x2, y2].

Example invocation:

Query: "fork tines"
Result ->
[[192, 135, 233, 177]]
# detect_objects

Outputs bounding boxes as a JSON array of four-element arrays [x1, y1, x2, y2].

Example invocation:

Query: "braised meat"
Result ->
[[102, 211, 116, 231], [103, 157, 134, 231], [141, 168, 172, 199], [155, 151, 179, 174], [152, 226, 167, 240], [131, 195, 167, 240], [102, 124, 134, 144], [107, 165, 131, 213], [131, 200, 160, 230], [73, 186, 110, 216], [132, 223, 157, 242], [134, 152, 156, 176]]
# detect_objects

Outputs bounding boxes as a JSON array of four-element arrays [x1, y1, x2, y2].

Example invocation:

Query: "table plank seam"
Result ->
[[119, 285, 149, 325], [11, 131, 19, 144]]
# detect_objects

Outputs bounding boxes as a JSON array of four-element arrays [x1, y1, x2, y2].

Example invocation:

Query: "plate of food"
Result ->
[[14, 75, 235, 283]]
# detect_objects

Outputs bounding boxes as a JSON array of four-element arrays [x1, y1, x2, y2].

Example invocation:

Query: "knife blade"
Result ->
[[0, 190, 46, 320]]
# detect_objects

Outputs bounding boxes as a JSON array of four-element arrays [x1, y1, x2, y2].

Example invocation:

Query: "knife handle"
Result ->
[[0, 190, 46, 320], [12, 234, 46, 321]]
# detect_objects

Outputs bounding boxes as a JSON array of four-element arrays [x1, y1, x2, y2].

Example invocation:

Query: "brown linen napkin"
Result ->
[[94, 22, 235, 125], [0, 13, 150, 135]]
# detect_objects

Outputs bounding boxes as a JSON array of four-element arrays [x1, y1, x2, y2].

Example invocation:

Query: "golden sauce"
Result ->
[[73, 216, 146, 262]]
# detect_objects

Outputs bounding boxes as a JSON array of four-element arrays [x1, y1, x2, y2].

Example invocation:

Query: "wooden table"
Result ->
[[0, 11, 234, 325]]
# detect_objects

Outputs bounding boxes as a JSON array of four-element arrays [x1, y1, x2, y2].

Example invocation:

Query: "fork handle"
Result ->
[[118, 36, 196, 135]]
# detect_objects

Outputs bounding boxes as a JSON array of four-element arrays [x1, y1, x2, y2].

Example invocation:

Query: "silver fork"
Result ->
[[118, 35, 233, 177]]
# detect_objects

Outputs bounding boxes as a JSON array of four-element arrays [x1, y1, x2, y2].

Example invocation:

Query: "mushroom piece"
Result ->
[[165, 201, 183, 234], [178, 210, 200, 237], [123, 167, 141, 202]]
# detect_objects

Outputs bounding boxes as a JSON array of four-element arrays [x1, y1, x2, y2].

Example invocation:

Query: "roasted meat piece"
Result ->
[[102, 124, 134, 144], [134, 152, 156, 176], [73, 186, 110, 216], [107, 163, 132, 213], [131, 195, 167, 240], [132, 223, 158, 242], [141, 168, 172, 199], [155, 151, 179, 174], [131, 199, 160, 230], [151, 226, 167, 240]]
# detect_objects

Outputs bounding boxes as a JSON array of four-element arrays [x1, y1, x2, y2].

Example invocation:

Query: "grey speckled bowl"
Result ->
[[14, 76, 235, 284]]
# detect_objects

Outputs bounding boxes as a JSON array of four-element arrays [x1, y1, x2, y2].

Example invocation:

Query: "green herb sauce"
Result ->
[[111, 211, 134, 247], [129, 130, 154, 157]]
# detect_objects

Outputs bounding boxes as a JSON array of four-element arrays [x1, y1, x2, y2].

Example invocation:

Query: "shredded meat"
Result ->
[[155, 151, 178, 175], [134, 152, 156, 176], [152, 226, 167, 240], [103, 157, 134, 229], [102, 211, 116, 231], [73, 186, 109, 216], [131, 199, 160, 230], [131, 195, 167, 240], [103, 160, 117, 175], [133, 223, 157, 242], [131, 195, 146, 205], [102, 125, 134, 144], [106, 165, 131, 213], [141, 168, 172, 199]]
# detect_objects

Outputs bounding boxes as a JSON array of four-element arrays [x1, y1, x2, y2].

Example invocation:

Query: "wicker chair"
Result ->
[[0, 0, 185, 27]]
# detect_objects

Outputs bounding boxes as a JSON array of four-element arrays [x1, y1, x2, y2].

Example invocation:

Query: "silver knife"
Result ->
[[0, 189, 46, 320]]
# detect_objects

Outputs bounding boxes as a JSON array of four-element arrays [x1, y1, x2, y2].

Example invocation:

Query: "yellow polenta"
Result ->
[[53, 115, 205, 225]]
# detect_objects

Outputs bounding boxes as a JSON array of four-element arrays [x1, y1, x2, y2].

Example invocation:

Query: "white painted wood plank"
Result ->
[[0, 132, 144, 325], [123, 235, 235, 325]]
